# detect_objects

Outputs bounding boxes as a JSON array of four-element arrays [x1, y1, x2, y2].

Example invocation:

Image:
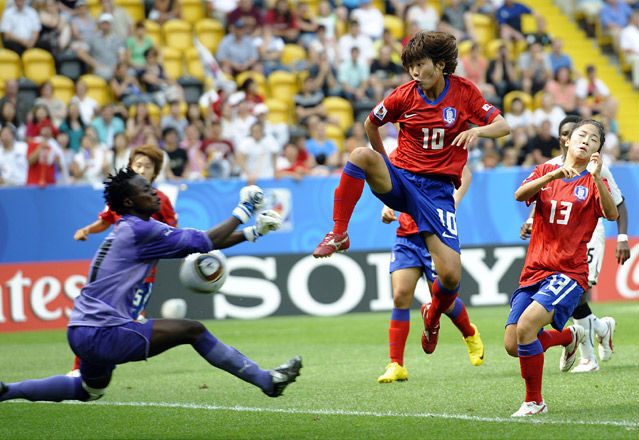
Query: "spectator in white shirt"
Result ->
[[0, 125, 28, 186], [406, 0, 440, 32], [338, 19, 375, 65], [351, 0, 385, 41], [532, 92, 566, 136], [0, 0, 41, 55], [236, 121, 279, 184], [620, 11, 639, 89], [575, 64, 617, 117], [71, 81, 99, 126]]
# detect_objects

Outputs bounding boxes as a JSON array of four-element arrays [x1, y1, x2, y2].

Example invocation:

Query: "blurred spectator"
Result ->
[[402, 20, 421, 46], [26, 104, 52, 140], [338, 19, 375, 65], [58, 101, 85, 152], [406, 0, 439, 32], [502, 125, 530, 165], [56, 130, 75, 174], [518, 41, 551, 95], [186, 103, 205, 134], [545, 38, 573, 76], [0, 125, 28, 186], [496, 0, 540, 42], [275, 142, 310, 180], [379, 123, 398, 155], [439, 0, 476, 42], [161, 100, 188, 139], [0, 80, 30, 126], [236, 121, 279, 184], [71, 80, 99, 125], [0, 101, 25, 140], [0, 0, 41, 56], [91, 104, 125, 147], [161, 127, 188, 179], [575, 64, 615, 117], [26, 119, 68, 186], [108, 131, 130, 172], [253, 102, 288, 148], [229, 100, 256, 147], [216, 19, 259, 76], [202, 121, 234, 178], [577, 0, 605, 33], [370, 45, 406, 101], [254, 25, 286, 76], [265, 0, 299, 44], [70, 131, 110, 185], [544, 66, 578, 115], [501, 145, 520, 167], [207, 0, 238, 25], [236, 78, 265, 112], [294, 76, 326, 127], [599, 0, 632, 52], [127, 102, 160, 148], [181, 124, 207, 180], [219, 102, 235, 141], [460, 42, 499, 106], [100, 0, 133, 41], [308, 24, 339, 67], [110, 61, 146, 107], [308, 49, 341, 96], [316, 0, 337, 41], [227, 0, 262, 36], [504, 97, 535, 136], [338, 46, 372, 102], [126, 21, 154, 69], [351, 0, 384, 41], [626, 142, 639, 162], [479, 149, 501, 170], [76, 13, 125, 80], [69, 0, 96, 54], [533, 92, 566, 135], [305, 117, 340, 167], [34, 81, 67, 127], [526, 119, 558, 164], [294, 1, 319, 48], [343, 120, 368, 153], [139, 46, 184, 106], [487, 44, 519, 99], [148, 0, 182, 24], [37, 0, 71, 54], [620, 11, 639, 89], [374, 28, 403, 65]]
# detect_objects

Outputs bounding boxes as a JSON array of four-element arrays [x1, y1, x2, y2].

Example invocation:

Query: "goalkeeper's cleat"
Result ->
[[463, 324, 485, 366], [312, 232, 350, 258], [421, 303, 439, 354], [263, 355, 302, 398], [571, 358, 599, 373], [511, 400, 548, 417], [377, 362, 408, 383], [559, 325, 584, 372], [596, 317, 615, 362]]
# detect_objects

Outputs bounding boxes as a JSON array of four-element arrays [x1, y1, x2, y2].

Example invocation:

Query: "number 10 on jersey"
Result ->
[[422, 128, 445, 150]]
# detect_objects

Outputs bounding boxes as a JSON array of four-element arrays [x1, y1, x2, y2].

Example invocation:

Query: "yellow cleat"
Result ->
[[377, 362, 408, 383], [464, 324, 485, 366]]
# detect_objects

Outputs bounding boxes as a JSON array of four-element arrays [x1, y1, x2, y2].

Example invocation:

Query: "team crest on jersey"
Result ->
[[373, 102, 387, 121], [443, 107, 457, 126], [574, 185, 588, 201]]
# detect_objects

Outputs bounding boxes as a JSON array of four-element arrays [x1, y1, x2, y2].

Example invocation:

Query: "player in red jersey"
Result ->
[[69, 144, 176, 376], [313, 31, 509, 356], [505, 120, 618, 417]]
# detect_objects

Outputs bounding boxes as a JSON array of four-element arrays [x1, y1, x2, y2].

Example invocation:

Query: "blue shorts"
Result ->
[[506, 274, 584, 331], [67, 319, 155, 380], [390, 235, 437, 283], [372, 155, 460, 253]]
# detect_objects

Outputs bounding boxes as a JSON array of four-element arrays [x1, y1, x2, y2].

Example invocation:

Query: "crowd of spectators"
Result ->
[[1, 0, 638, 188]]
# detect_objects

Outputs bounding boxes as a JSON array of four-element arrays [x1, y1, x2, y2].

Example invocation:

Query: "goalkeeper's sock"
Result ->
[[192, 330, 273, 393], [518, 340, 544, 404], [389, 308, 410, 366], [445, 297, 474, 338], [333, 162, 365, 234], [538, 328, 573, 351], [0, 376, 87, 402]]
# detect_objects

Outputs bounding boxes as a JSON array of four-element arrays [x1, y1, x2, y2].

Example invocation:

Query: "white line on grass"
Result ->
[[10, 400, 639, 428]]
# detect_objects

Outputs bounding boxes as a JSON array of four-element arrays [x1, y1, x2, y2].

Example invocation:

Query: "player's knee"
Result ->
[[515, 320, 538, 343], [81, 381, 107, 401], [349, 147, 376, 167], [392, 289, 413, 308], [183, 319, 206, 342], [504, 342, 519, 357], [437, 271, 460, 291]]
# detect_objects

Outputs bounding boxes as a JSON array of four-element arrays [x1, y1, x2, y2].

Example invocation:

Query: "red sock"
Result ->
[[333, 163, 365, 234], [538, 328, 572, 351], [446, 297, 474, 338], [519, 352, 544, 404], [427, 278, 458, 325], [73, 356, 81, 371], [389, 321, 410, 366]]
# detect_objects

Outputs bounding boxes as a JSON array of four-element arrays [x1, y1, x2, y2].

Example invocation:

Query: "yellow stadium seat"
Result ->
[[485, 38, 512, 59], [0, 79, 4, 96], [281, 44, 307, 69], [372, 0, 384, 13], [533, 90, 545, 110], [267, 70, 298, 102], [265, 98, 291, 124], [22, 48, 56, 84], [235, 70, 267, 96], [0, 49, 21, 82], [383, 14, 404, 40], [144, 19, 163, 46], [324, 123, 344, 152], [470, 14, 496, 48], [114, 0, 145, 22], [162, 47, 184, 79], [128, 102, 162, 122], [88, 0, 101, 17], [163, 19, 193, 51], [503, 90, 533, 113], [322, 96, 353, 132], [50, 75, 75, 104], [79, 74, 110, 105], [520, 13, 537, 35], [195, 18, 224, 54], [457, 40, 474, 59], [181, 0, 205, 24], [185, 47, 204, 80]]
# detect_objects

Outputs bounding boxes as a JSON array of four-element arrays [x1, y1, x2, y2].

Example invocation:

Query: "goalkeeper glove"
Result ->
[[233, 185, 266, 223], [243, 210, 283, 242]]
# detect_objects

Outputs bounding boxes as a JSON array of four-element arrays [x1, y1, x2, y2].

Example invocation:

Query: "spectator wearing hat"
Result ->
[[26, 119, 69, 186], [76, 12, 126, 80], [0, 125, 29, 186], [216, 19, 258, 76], [0, 0, 41, 56], [100, 0, 133, 41]]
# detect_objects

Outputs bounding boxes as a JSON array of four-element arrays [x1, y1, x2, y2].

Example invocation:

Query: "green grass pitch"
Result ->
[[1, 302, 637, 439]]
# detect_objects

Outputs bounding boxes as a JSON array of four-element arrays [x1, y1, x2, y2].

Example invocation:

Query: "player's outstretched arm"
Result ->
[[615, 201, 630, 264], [590, 153, 618, 221], [73, 218, 110, 241]]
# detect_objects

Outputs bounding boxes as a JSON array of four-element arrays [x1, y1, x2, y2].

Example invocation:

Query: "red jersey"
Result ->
[[99, 189, 178, 227], [397, 212, 419, 236], [26, 141, 57, 186], [519, 164, 609, 291], [368, 75, 499, 188]]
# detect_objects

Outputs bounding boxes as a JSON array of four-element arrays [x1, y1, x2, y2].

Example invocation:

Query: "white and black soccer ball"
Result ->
[[179, 250, 228, 294]]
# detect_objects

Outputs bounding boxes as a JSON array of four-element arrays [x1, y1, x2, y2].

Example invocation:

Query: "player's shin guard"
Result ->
[[389, 308, 410, 366], [518, 340, 544, 404], [333, 162, 365, 234], [445, 297, 474, 338], [427, 278, 459, 326], [192, 330, 273, 392], [0, 375, 87, 402]]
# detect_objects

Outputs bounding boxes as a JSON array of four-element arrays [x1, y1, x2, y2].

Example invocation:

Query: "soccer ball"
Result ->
[[179, 250, 228, 294]]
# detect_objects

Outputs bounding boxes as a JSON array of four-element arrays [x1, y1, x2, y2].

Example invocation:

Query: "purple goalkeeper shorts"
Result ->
[[67, 319, 155, 379]]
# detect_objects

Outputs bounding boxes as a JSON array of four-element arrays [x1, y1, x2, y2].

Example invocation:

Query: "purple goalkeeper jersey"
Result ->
[[69, 215, 213, 327]]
